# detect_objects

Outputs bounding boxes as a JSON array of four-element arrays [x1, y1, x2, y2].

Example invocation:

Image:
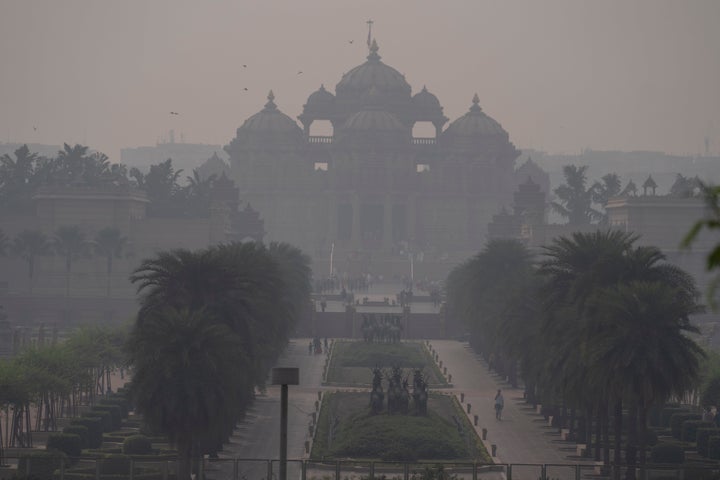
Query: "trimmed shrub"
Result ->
[[708, 435, 720, 460], [123, 434, 153, 455], [17, 449, 68, 479], [697, 427, 719, 456], [661, 407, 687, 428], [681, 420, 713, 442], [63, 424, 89, 449], [99, 396, 130, 418], [92, 404, 122, 430], [650, 443, 685, 464], [47, 433, 82, 459], [71, 417, 103, 449], [670, 412, 701, 439], [84, 409, 113, 432], [99, 454, 132, 475], [643, 428, 659, 447]]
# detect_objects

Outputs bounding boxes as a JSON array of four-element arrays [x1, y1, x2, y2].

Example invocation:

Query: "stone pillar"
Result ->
[[383, 198, 393, 250], [351, 196, 361, 248]]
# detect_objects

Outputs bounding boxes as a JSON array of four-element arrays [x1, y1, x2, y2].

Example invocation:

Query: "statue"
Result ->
[[412, 369, 428, 416], [369, 366, 384, 414]]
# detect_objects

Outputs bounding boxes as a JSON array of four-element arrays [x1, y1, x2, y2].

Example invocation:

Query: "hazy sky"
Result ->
[[1, 0, 719, 160]]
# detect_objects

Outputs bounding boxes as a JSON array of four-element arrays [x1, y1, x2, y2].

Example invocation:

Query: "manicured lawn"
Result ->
[[311, 391, 490, 463], [326, 341, 447, 386]]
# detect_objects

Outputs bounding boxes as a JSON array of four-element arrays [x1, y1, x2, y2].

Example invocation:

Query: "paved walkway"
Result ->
[[431, 340, 597, 479], [208, 339, 598, 480]]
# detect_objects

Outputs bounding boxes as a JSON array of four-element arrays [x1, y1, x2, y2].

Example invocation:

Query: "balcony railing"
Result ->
[[307, 135, 333, 144], [412, 137, 436, 145]]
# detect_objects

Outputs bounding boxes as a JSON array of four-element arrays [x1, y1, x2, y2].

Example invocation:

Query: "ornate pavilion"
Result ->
[[224, 40, 543, 276]]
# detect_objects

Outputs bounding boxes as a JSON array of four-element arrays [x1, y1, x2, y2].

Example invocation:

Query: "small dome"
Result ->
[[239, 91, 303, 136], [304, 84, 335, 110], [336, 40, 411, 97], [444, 94, 507, 138], [343, 109, 405, 132], [412, 86, 441, 109]]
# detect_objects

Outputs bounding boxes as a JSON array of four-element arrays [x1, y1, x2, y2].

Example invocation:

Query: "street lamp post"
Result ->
[[272, 367, 300, 480]]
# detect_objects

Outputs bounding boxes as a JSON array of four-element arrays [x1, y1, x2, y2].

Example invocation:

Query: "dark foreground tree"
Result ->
[[127, 308, 246, 480]]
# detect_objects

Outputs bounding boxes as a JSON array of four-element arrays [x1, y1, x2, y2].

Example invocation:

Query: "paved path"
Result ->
[[208, 339, 598, 480], [431, 340, 597, 480]]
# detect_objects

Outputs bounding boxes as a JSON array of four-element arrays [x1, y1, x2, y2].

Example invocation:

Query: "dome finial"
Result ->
[[367, 39, 381, 61], [264, 90, 277, 111], [470, 93, 482, 112]]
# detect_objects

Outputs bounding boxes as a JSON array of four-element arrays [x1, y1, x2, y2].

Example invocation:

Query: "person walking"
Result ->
[[494, 389, 505, 420]]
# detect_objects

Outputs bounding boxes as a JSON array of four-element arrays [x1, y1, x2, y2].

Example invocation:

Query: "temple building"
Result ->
[[225, 40, 542, 277]]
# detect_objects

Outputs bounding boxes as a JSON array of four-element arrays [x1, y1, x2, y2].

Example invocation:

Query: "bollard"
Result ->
[[305, 440, 310, 454], [443, 367, 447, 375], [308, 424, 314, 436], [491, 444, 497, 457], [482, 428, 487, 440], [474, 415, 478, 426], [311, 411, 317, 424], [315, 400, 319, 411], [318, 391, 322, 401], [448, 374, 452, 383], [467, 403, 471, 414], [439, 360, 443, 369], [460, 393, 465, 403]]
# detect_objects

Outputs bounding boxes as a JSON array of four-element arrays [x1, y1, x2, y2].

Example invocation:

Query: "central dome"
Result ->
[[335, 40, 411, 97]]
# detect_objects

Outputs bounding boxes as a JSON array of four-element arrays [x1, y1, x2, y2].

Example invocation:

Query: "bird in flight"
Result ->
[[170, 112, 179, 115], [33, 126, 37, 131], [242, 64, 247, 68], [297, 71, 303, 75], [243, 87, 249, 91], [348, 40, 354, 44]]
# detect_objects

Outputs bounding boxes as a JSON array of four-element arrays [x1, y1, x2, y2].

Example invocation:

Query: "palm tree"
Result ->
[[551, 165, 601, 226], [588, 281, 704, 479], [0, 144, 38, 212], [593, 173, 622, 225], [93, 227, 127, 296], [127, 307, 248, 480], [53, 225, 88, 296], [0, 229, 7, 256], [56, 143, 89, 185], [12, 230, 52, 293]]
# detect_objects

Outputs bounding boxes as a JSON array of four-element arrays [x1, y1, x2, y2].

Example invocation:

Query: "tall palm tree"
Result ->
[[127, 307, 248, 480], [56, 143, 89, 185], [12, 230, 52, 293], [0, 144, 38, 212], [551, 165, 602, 226], [588, 281, 704, 479], [93, 227, 127, 296], [53, 225, 88, 296], [0, 229, 7, 256]]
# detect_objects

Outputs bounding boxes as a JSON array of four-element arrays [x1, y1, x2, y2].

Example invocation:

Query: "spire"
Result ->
[[264, 90, 277, 111], [469, 93, 482, 113], [367, 38, 381, 61]]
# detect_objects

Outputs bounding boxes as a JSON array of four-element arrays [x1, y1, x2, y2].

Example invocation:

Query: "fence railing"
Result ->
[[2, 456, 713, 480]]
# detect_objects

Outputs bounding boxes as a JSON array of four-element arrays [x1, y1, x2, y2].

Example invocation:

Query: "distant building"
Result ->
[[121, 141, 228, 177], [225, 40, 536, 277]]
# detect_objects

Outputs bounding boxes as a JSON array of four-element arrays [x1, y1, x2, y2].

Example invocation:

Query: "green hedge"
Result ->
[[47, 433, 82, 459], [99, 396, 130, 418], [17, 449, 68, 479], [99, 454, 131, 475], [91, 404, 122, 430], [696, 427, 719, 456], [71, 417, 103, 449], [708, 435, 720, 460], [661, 407, 688, 428], [63, 425, 89, 449], [670, 413, 701, 439], [650, 443, 685, 464], [83, 409, 113, 432], [681, 420, 713, 442], [123, 435, 153, 455]]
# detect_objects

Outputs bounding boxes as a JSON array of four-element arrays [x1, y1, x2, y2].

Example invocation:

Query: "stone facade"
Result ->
[[225, 41, 530, 277]]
